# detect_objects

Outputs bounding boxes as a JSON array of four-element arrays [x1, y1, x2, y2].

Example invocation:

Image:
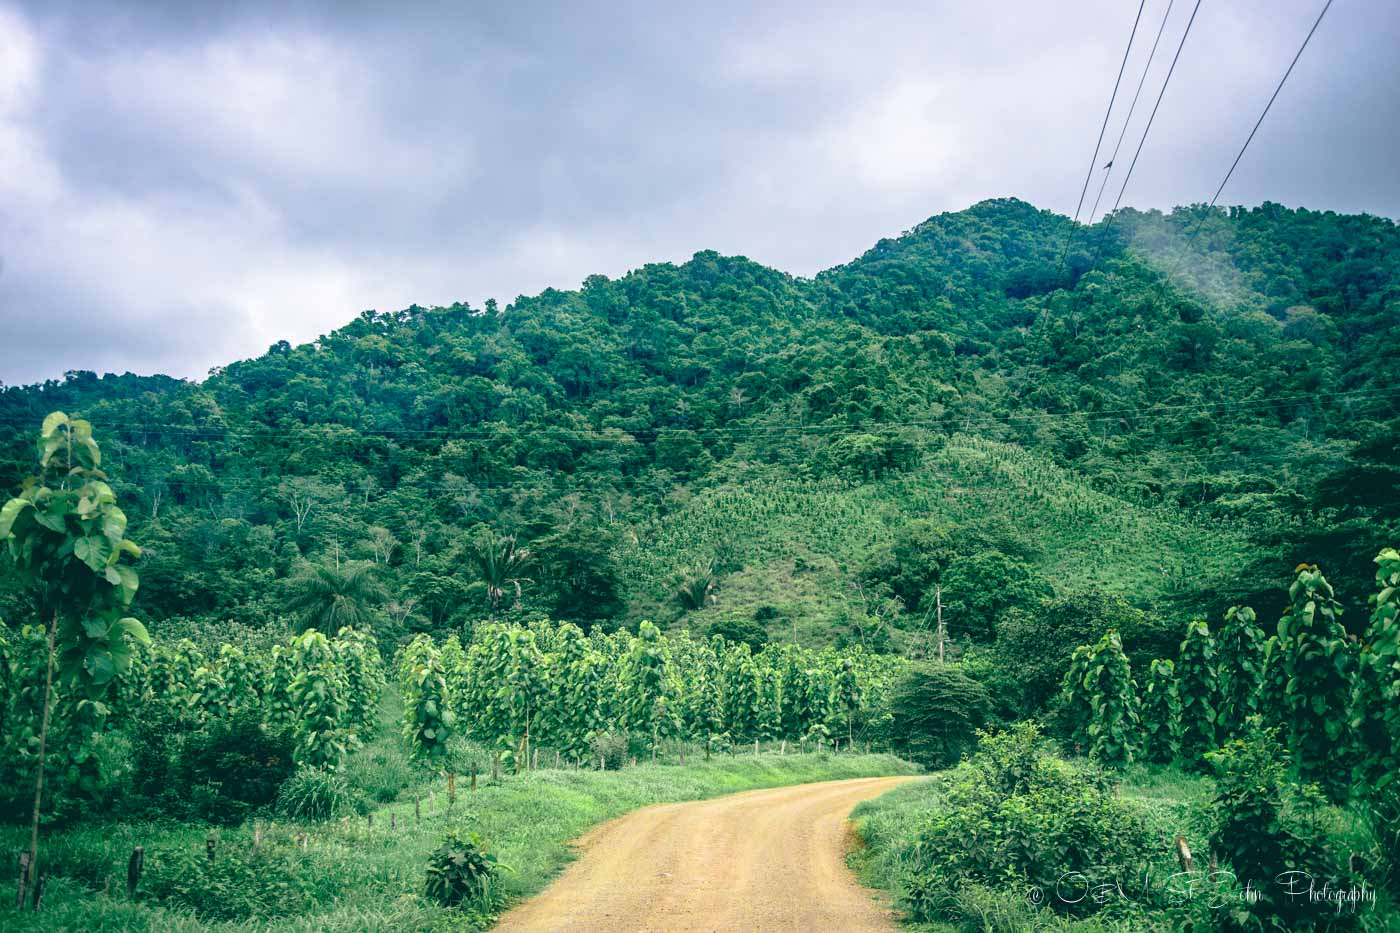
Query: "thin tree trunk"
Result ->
[[26, 610, 59, 906]]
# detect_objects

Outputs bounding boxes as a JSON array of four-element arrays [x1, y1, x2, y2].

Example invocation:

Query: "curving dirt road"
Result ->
[[493, 775, 920, 933]]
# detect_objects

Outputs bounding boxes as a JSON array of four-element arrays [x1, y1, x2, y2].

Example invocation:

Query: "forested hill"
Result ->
[[1, 198, 1396, 647]]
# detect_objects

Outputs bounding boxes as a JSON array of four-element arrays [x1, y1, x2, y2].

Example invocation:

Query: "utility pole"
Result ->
[[935, 584, 945, 664]]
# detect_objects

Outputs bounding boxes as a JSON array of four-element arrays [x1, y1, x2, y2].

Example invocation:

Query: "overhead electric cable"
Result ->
[[1207, 0, 1335, 208], [1068, 0, 1149, 227], [1092, 0, 1205, 262], [1086, 0, 1178, 227], [1054, 0, 1150, 276]]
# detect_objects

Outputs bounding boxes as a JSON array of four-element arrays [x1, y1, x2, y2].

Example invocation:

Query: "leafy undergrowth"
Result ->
[[851, 754, 1396, 932], [2, 748, 918, 931]]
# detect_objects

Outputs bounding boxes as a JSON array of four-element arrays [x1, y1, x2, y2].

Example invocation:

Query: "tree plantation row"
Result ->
[[2, 619, 903, 827], [0, 626, 386, 820], [396, 620, 904, 773], [1061, 548, 1400, 802]]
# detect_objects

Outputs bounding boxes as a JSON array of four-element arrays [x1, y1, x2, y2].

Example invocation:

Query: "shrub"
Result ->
[[883, 664, 991, 768], [175, 711, 296, 823], [424, 831, 503, 908], [589, 731, 629, 770], [900, 722, 1154, 922], [709, 617, 769, 651], [1206, 721, 1336, 929], [992, 590, 1164, 717], [276, 765, 364, 821]]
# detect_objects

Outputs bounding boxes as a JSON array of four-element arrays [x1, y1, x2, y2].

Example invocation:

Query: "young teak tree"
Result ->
[[401, 635, 456, 784], [1084, 630, 1139, 768], [1350, 548, 1400, 793], [0, 413, 150, 905], [1278, 564, 1356, 802], [1176, 620, 1219, 769], [1216, 605, 1266, 738], [1140, 659, 1181, 764]]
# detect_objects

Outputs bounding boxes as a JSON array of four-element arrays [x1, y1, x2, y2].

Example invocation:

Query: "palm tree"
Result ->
[[467, 529, 532, 620], [675, 561, 718, 611], [284, 560, 386, 634]]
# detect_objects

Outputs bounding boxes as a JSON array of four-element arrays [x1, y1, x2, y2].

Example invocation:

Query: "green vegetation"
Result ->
[[853, 739, 1393, 931], [3, 197, 1399, 927], [0, 726, 915, 930], [417, 618, 900, 771], [5, 199, 1396, 648]]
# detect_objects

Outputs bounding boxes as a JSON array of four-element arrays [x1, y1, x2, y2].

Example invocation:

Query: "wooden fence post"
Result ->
[[126, 847, 144, 898], [415, 798, 421, 823], [390, 812, 397, 831], [1175, 835, 1195, 874], [16, 851, 30, 909], [206, 837, 216, 865], [470, 763, 478, 793], [30, 873, 45, 910], [447, 772, 456, 808]]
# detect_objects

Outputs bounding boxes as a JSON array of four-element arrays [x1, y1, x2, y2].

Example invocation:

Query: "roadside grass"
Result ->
[[1, 719, 918, 932]]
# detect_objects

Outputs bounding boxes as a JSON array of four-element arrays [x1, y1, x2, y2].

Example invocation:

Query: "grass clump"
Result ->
[[276, 766, 365, 821]]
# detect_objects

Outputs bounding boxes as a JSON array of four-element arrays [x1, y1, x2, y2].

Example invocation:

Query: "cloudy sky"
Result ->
[[1, 0, 1396, 385]]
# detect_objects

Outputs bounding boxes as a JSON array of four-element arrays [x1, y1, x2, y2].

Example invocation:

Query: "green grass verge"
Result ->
[[2, 750, 919, 931]]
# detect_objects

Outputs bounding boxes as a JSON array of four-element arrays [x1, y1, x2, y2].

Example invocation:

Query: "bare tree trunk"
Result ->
[[25, 610, 59, 906]]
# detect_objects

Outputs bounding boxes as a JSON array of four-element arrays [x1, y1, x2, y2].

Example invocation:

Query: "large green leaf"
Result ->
[[0, 498, 31, 538], [73, 535, 112, 572], [83, 649, 117, 686], [112, 617, 151, 647], [101, 507, 128, 544], [40, 411, 69, 437]]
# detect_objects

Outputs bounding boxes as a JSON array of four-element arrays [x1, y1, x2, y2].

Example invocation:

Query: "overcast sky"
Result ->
[[1, 0, 1396, 385]]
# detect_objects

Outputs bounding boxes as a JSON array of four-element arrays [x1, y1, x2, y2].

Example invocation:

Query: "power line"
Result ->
[[1092, 0, 1205, 263], [1055, 0, 1150, 276], [1069, 0, 1149, 227], [1208, 0, 1335, 208], [1086, 0, 1178, 228]]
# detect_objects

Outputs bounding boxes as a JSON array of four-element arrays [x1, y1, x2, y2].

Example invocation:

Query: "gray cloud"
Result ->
[[1, 0, 1397, 385]]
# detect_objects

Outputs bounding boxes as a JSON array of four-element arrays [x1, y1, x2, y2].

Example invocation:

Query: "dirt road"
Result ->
[[493, 775, 920, 933]]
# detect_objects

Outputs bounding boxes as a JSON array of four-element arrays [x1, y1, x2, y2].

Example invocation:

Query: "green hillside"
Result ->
[[624, 434, 1249, 645], [1, 198, 1395, 644]]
